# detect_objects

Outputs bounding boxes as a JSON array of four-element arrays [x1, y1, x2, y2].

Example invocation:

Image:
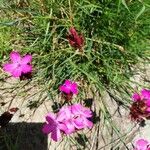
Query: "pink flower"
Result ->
[[132, 89, 150, 102], [71, 104, 93, 129], [132, 93, 141, 101], [132, 89, 150, 112], [3, 51, 32, 78], [134, 138, 150, 150], [57, 104, 93, 133], [141, 89, 150, 101], [130, 89, 150, 121], [57, 106, 75, 134], [42, 113, 65, 142], [42, 104, 93, 142], [59, 80, 78, 95], [67, 27, 84, 50]]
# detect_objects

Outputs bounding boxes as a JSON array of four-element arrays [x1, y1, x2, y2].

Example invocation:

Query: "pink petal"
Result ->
[[58, 123, 68, 133], [59, 85, 71, 94], [21, 64, 32, 73], [134, 139, 149, 150], [57, 111, 66, 122], [46, 113, 56, 123], [71, 83, 78, 94], [71, 104, 93, 118], [64, 80, 72, 86], [72, 82, 77, 88], [141, 89, 150, 100], [22, 55, 32, 64], [146, 107, 150, 112], [83, 109, 93, 118], [71, 104, 81, 115], [57, 106, 72, 122], [74, 116, 93, 129], [58, 123, 67, 132], [84, 118, 93, 129], [63, 120, 75, 134], [10, 51, 21, 63], [73, 117, 85, 129], [3, 63, 16, 73], [11, 67, 22, 77], [146, 100, 150, 107], [42, 123, 53, 134], [3, 63, 22, 77], [132, 93, 141, 101], [51, 128, 61, 142]]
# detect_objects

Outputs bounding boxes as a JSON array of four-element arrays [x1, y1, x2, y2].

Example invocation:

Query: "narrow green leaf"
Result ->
[[121, 0, 130, 12], [135, 5, 146, 21]]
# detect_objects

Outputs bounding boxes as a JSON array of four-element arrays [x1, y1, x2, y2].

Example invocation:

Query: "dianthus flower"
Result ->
[[3, 51, 32, 78], [130, 89, 150, 122], [59, 80, 78, 101], [42, 104, 93, 142]]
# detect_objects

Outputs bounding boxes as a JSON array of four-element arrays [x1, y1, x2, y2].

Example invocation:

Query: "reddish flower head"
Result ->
[[67, 27, 84, 50], [130, 89, 150, 122], [3, 51, 32, 78]]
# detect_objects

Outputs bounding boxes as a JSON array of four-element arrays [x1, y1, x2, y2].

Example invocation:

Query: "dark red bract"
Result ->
[[61, 92, 73, 101], [67, 27, 84, 50], [20, 72, 32, 80], [130, 100, 150, 122]]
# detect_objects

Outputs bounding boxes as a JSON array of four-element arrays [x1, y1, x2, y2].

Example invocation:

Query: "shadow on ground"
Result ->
[[0, 123, 47, 150]]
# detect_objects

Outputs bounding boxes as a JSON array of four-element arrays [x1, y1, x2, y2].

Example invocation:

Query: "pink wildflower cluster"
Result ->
[[3, 51, 32, 78], [59, 80, 78, 101], [134, 138, 150, 150], [130, 89, 150, 121], [42, 103, 93, 142]]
